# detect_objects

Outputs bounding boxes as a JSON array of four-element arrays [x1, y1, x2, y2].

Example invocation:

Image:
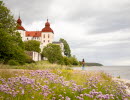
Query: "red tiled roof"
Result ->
[[17, 25, 25, 31], [26, 31, 41, 37]]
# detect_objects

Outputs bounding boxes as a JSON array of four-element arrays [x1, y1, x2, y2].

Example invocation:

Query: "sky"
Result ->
[[3, 0, 130, 66]]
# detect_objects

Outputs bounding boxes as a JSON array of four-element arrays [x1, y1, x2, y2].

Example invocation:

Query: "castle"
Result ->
[[16, 17, 64, 61]]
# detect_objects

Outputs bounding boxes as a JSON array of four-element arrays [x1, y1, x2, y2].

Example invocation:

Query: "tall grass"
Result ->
[[0, 61, 71, 70], [0, 69, 129, 100]]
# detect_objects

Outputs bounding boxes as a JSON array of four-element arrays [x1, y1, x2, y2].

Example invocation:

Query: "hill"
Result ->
[[85, 62, 103, 66]]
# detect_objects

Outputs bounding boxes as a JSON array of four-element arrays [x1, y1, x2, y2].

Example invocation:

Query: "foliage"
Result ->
[[0, 69, 129, 100], [60, 38, 71, 57], [0, 61, 70, 70], [13, 32, 25, 49], [0, 1, 16, 34], [24, 40, 41, 53], [63, 57, 71, 65], [0, 29, 27, 64], [8, 60, 19, 66], [25, 56, 35, 64], [42, 44, 63, 64], [63, 56, 79, 66], [69, 56, 79, 65], [0, 1, 28, 64]]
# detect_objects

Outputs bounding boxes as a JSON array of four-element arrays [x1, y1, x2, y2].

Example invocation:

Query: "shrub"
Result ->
[[68, 57, 79, 65], [8, 60, 19, 66], [25, 55, 35, 64], [63, 56, 79, 66], [63, 57, 71, 65], [42, 44, 63, 64]]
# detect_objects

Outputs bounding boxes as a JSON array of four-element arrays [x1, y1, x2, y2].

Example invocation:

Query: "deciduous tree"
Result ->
[[42, 44, 63, 64], [24, 40, 41, 53], [0, 1, 27, 64], [60, 38, 71, 57]]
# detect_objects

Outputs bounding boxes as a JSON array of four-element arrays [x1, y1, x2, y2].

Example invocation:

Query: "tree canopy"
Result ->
[[0, 1, 16, 34], [60, 38, 71, 57], [42, 44, 63, 64], [0, 1, 28, 64], [24, 40, 41, 53]]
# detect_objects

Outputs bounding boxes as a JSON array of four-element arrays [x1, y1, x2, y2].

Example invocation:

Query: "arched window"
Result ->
[[48, 34, 50, 38]]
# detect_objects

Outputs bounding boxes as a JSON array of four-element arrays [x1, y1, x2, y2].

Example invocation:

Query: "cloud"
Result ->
[[3, 0, 130, 65]]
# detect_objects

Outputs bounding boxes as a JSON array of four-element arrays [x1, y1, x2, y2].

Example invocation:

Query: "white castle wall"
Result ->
[[41, 32, 54, 46], [17, 30, 26, 41]]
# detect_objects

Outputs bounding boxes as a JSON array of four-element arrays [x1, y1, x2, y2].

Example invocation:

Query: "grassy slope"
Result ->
[[0, 61, 71, 70], [0, 61, 130, 100]]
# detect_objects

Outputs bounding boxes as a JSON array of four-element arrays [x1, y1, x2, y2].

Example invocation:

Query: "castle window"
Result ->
[[44, 40, 45, 42], [48, 34, 50, 38], [44, 34, 45, 38], [27, 38, 28, 40], [48, 40, 50, 43]]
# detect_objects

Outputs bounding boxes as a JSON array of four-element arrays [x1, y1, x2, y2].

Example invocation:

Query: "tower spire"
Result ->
[[19, 12, 20, 18], [47, 16, 48, 22]]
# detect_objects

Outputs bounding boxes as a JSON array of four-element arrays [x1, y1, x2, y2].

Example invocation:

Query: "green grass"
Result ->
[[0, 61, 71, 70], [0, 69, 129, 100], [0, 62, 129, 100]]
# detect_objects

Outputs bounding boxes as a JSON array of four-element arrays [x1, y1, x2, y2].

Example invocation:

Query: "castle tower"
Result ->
[[17, 16, 26, 41], [41, 19, 54, 47]]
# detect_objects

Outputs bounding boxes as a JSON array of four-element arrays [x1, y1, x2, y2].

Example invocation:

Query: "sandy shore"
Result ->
[[113, 77, 130, 95]]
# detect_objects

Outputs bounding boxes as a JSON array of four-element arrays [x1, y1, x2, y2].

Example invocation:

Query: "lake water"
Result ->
[[72, 66, 130, 80]]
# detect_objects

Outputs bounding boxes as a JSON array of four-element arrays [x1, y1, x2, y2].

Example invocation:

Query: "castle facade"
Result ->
[[16, 17, 64, 61]]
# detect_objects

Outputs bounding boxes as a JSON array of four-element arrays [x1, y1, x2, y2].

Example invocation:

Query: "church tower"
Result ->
[[17, 16, 26, 41], [41, 19, 54, 48]]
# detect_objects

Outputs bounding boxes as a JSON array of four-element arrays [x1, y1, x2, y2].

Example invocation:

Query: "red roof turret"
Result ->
[[42, 19, 54, 33], [16, 16, 25, 31], [17, 16, 22, 25]]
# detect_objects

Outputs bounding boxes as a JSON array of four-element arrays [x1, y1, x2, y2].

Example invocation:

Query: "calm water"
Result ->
[[72, 66, 130, 80]]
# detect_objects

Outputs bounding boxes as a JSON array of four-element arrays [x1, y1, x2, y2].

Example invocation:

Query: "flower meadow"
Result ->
[[0, 69, 130, 100]]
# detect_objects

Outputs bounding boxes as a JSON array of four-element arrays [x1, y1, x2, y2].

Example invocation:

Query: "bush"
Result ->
[[42, 44, 63, 64], [63, 56, 79, 66], [68, 57, 79, 65], [8, 60, 19, 66], [25, 55, 35, 64], [63, 57, 71, 65]]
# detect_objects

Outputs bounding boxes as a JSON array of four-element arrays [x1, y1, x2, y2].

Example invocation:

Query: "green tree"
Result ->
[[68, 56, 79, 65], [0, 1, 27, 64], [0, 1, 16, 34], [0, 29, 27, 64], [42, 44, 63, 64], [24, 40, 41, 53], [60, 38, 71, 57], [63, 56, 79, 66], [63, 56, 71, 65]]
